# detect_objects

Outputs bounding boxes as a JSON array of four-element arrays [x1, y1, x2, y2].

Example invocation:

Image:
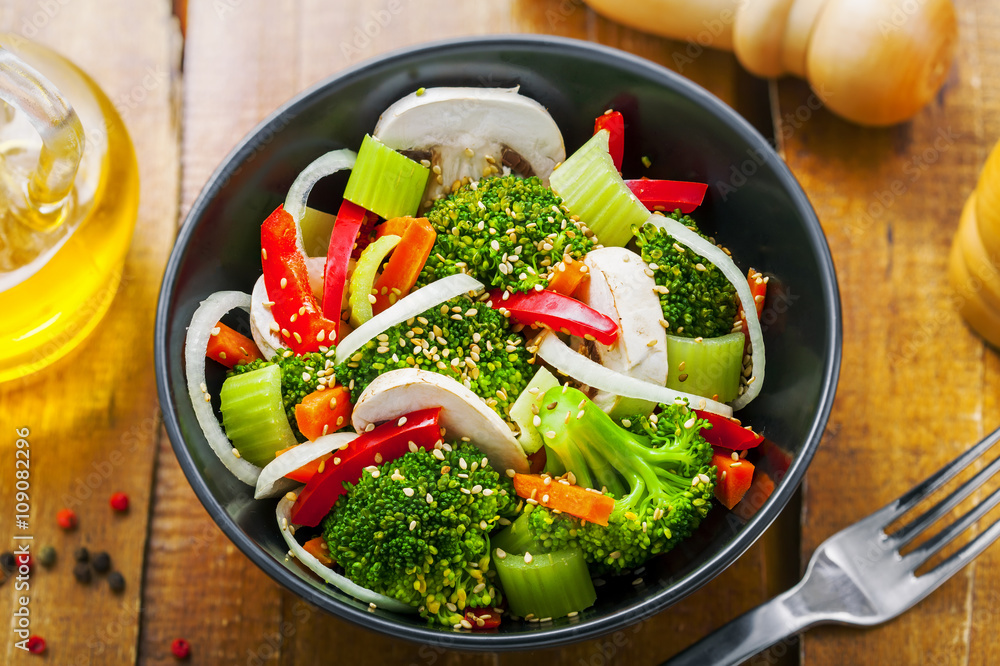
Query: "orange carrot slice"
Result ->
[[294, 386, 353, 442], [546, 257, 589, 297], [302, 536, 334, 566], [712, 449, 755, 510], [372, 217, 437, 313], [205, 322, 263, 368], [512, 473, 615, 526]]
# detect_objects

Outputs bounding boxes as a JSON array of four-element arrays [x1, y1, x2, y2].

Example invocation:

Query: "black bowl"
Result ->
[[155, 35, 840, 651]]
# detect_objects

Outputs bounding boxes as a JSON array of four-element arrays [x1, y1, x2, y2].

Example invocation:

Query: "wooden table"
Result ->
[[1, 0, 997, 663]]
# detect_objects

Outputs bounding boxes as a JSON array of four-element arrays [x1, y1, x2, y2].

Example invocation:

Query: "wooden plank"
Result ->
[[771, 0, 999, 663], [0, 1, 180, 664], [142, 1, 785, 664]]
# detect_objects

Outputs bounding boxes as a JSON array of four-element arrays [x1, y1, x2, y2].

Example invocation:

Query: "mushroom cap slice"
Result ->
[[578, 247, 668, 416], [352, 368, 529, 474], [373, 87, 565, 201]]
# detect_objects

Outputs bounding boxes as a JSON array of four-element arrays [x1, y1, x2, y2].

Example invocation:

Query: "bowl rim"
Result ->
[[155, 33, 842, 651]]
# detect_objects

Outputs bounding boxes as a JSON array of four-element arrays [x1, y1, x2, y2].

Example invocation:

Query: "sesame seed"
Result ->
[[409, 520, 417, 531], [524, 552, 533, 564], [364, 423, 375, 432], [426, 493, 434, 504], [506, 469, 515, 478], [609, 551, 621, 560], [293, 332, 302, 344]]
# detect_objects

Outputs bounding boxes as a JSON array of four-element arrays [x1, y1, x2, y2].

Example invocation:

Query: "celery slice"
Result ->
[[348, 234, 401, 327], [665, 332, 744, 403], [491, 513, 538, 556], [343, 134, 429, 219], [298, 206, 338, 257], [508, 366, 560, 455], [220, 364, 297, 466], [549, 130, 649, 247], [494, 547, 596, 619]]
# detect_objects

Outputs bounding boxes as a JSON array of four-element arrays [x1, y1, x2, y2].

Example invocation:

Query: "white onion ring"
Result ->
[[255, 432, 357, 499], [336, 273, 484, 365], [535, 331, 733, 417], [184, 291, 267, 486], [250, 276, 282, 361], [643, 214, 765, 410], [276, 496, 416, 613], [283, 150, 358, 225]]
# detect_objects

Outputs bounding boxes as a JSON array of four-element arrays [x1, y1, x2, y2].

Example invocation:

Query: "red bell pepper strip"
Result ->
[[738, 268, 768, 349], [464, 607, 502, 631], [625, 179, 708, 214], [205, 322, 263, 368], [261, 205, 339, 354], [321, 200, 370, 335], [487, 289, 619, 345], [696, 410, 764, 451], [594, 110, 624, 171], [712, 447, 755, 510], [289, 407, 443, 527]]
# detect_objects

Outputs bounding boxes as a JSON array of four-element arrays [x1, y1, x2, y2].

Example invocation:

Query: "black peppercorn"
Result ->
[[107, 571, 125, 593], [73, 561, 92, 584], [0, 552, 15, 572], [38, 546, 56, 568], [91, 551, 111, 574], [73, 546, 89, 563]]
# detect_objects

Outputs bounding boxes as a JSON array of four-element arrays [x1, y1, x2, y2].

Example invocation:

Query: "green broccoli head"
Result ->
[[321, 442, 518, 627], [229, 349, 330, 441], [334, 296, 533, 422], [417, 175, 596, 293], [526, 386, 716, 574], [634, 213, 738, 339]]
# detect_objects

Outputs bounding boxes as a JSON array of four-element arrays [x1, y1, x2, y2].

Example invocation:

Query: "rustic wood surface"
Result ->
[[0, 0, 181, 664], [0, 0, 996, 663], [773, 0, 1000, 665]]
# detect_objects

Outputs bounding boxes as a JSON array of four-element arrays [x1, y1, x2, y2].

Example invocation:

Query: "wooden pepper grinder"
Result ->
[[949, 141, 1000, 347], [582, 0, 958, 126]]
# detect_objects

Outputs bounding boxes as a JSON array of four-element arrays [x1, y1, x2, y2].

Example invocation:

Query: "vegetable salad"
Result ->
[[184, 87, 770, 630]]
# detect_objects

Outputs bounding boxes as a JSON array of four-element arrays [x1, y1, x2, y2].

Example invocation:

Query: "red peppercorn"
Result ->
[[16, 553, 32, 572], [26, 635, 46, 654], [109, 492, 130, 512], [56, 508, 78, 530], [170, 638, 191, 659]]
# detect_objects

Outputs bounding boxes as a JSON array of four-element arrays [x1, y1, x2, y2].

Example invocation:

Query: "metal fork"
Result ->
[[666, 426, 1000, 666]]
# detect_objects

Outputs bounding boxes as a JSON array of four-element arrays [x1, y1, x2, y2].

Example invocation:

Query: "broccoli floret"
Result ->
[[417, 175, 596, 293], [634, 213, 738, 339], [525, 386, 715, 574], [229, 349, 328, 441], [321, 442, 519, 627], [334, 296, 532, 421]]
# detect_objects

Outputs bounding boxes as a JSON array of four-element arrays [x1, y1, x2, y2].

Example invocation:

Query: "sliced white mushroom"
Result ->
[[374, 87, 565, 202], [250, 259, 328, 360], [352, 368, 529, 474], [578, 247, 668, 417]]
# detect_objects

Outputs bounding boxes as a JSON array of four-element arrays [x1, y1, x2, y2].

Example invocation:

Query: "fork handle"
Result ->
[[663, 590, 813, 666]]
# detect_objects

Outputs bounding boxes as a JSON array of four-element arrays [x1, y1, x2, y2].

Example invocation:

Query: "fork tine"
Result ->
[[912, 513, 1000, 598], [901, 482, 1000, 571], [891, 451, 1000, 548], [869, 425, 1000, 528]]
